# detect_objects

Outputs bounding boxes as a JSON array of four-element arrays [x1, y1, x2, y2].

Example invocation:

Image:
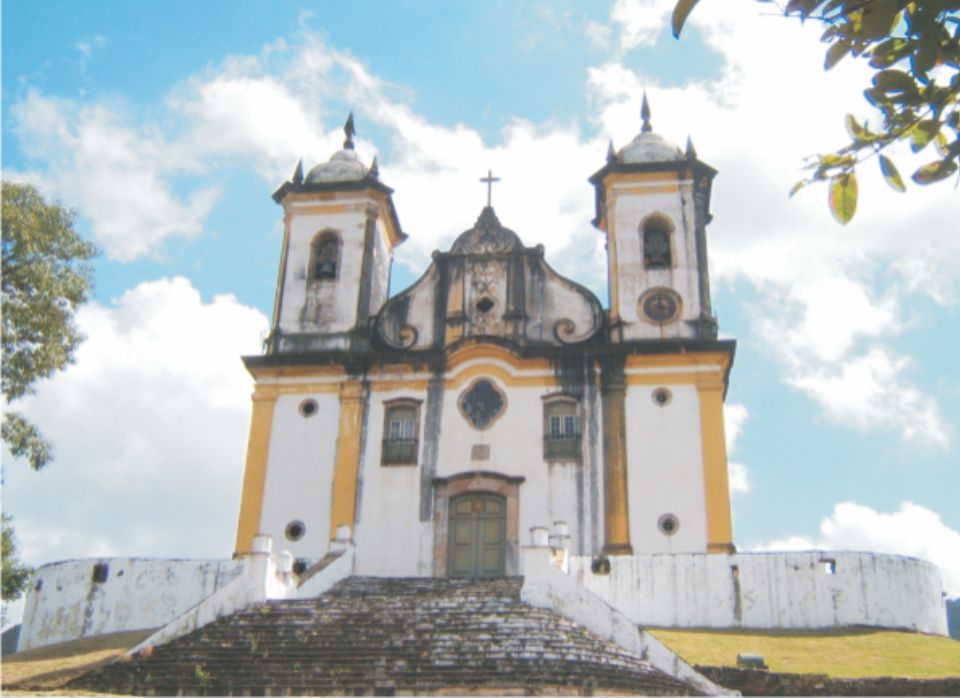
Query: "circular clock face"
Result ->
[[639, 288, 681, 324]]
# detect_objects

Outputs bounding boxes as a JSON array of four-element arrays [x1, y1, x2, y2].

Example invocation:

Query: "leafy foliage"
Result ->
[[673, 0, 960, 224], [2, 182, 97, 469], [2, 514, 32, 603]]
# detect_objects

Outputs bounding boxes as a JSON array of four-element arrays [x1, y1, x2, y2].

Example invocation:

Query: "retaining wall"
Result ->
[[570, 551, 948, 635], [18, 557, 242, 651]]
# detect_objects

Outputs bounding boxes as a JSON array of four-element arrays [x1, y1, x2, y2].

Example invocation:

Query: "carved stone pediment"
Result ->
[[450, 207, 523, 255], [376, 207, 603, 351]]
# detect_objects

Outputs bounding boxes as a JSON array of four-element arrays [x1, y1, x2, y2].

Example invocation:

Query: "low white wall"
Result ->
[[18, 558, 242, 651], [569, 551, 948, 635], [521, 544, 733, 695]]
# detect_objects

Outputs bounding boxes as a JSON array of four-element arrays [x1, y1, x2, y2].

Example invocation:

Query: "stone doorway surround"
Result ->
[[432, 471, 524, 577]]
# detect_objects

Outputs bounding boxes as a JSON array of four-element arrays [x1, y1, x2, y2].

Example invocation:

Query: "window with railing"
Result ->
[[543, 398, 581, 462], [382, 401, 420, 465]]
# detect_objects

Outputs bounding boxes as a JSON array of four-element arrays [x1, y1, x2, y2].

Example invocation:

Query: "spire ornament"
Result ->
[[641, 92, 653, 133], [368, 155, 379, 179], [685, 136, 697, 159], [607, 140, 617, 163], [292, 159, 304, 185], [343, 112, 356, 150]]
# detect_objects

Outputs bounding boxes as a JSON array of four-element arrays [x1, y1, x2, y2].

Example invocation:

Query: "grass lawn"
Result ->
[[650, 627, 960, 679], [2, 629, 153, 692]]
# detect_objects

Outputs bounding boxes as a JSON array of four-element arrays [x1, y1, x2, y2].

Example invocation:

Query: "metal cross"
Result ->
[[479, 169, 500, 207]]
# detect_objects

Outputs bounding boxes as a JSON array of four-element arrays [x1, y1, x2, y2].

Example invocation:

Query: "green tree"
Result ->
[[2, 515, 32, 605], [2, 182, 97, 470], [672, 0, 960, 223]]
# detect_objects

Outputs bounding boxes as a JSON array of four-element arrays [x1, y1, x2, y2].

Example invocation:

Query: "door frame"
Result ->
[[432, 471, 524, 577]]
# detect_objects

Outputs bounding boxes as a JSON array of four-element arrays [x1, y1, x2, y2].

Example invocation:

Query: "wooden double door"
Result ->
[[448, 493, 506, 578]]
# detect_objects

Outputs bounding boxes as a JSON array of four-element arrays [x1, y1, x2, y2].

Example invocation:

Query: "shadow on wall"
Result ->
[[948, 598, 960, 640], [2, 624, 21, 654]]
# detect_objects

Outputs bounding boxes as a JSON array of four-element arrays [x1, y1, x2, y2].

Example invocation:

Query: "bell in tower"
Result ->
[[266, 115, 406, 353], [589, 94, 718, 343]]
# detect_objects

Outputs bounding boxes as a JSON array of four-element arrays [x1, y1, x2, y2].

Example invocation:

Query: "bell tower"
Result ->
[[590, 95, 717, 342], [267, 114, 406, 353]]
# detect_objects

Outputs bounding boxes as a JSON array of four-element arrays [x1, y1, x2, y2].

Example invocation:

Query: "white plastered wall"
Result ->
[[608, 179, 702, 341], [259, 391, 340, 560], [624, 378, 708, 553], [278, 195, 390, 337], [353, 386, 432, 576], [569, 551, 948, 635], [351, 360, 605, 576], [19, 558, 243, 651]]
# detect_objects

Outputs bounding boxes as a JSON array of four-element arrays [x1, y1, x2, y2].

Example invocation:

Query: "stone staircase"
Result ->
[[68, 576, 702, 695]]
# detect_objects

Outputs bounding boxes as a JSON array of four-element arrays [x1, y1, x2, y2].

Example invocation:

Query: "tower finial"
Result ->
[[343, 112, 356, 150], [607, 139, 616, 163], [292, 159, 304, 185], [641, 92, 652, 133], [685, 136, 697, 159]]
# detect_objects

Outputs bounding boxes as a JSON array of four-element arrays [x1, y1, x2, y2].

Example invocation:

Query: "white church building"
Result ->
[[18, 105, 948, 666]]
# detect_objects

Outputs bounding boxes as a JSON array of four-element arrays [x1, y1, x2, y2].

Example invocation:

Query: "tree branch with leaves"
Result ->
[[2, 182, 97, 468], [673, 0, 960, 223]]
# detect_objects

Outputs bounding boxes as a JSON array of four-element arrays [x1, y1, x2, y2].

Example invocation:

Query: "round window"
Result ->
[[657, 513, 680, 536], [285, 520, 306, 541], [299, 399, 318, 417], [652, 387, 672, 407]]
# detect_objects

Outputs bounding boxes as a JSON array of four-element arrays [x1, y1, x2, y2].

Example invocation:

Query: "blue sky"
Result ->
[[3, 0, 959, 625]]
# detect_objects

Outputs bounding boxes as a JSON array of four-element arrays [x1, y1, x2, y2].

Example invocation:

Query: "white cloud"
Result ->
[[8, 5, 956, 446], [610, 0, 674, 51], [756, 501, 960, 596], [788, 348, 949, 446], [723, 404, 751, 495], [587, 1, 957, 446], [11, 91, 219, 261], [3, 277, 268, 571]]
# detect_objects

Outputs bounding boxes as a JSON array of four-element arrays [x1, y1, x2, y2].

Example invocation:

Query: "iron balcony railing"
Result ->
[[543, 434, 582, 462], [382, 438, 418, 464]]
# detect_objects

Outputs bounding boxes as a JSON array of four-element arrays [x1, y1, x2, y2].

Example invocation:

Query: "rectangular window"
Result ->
[[383, 402, 420, 465], [543, 399, 581, 462]]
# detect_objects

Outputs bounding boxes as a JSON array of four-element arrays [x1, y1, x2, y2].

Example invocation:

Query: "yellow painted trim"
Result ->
[[446, 342, 520, 368], [601, 380, 632, 555], [697, 375, 734, 553], [252, 383, 341, 398], [446, 363, 556, 390], [607, 191, 620, 320], [233, 391, 278, 556], [617, 184, 682, 195], [370, 379, 431, 393], [282, 189, 402, 249], [291, 203, 362, 215], [625, 352, 731, 372], [604, 170, 682, 185], [626, 371, 714, 386], [271, 214, 292, 328], [282, 190, 373, 205], [329, 381, 369, 539], [247, 364, 347, 380]]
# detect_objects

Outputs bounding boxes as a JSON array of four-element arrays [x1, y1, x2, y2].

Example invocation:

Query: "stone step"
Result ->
[[67, 576, 701, 695]]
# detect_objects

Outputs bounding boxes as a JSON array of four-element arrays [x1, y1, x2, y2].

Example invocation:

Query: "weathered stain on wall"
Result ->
[[570, 551, 948, 636], [19, 558, 243, 651]]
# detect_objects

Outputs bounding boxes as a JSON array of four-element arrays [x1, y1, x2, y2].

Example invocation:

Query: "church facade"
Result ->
[[234, 104, 736, 579], [17, 105, 948, 657]]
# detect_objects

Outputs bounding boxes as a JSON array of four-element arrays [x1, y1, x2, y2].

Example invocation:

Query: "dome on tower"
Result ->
[[304, 113, 377, 184], [615, 93, 683, 164]]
